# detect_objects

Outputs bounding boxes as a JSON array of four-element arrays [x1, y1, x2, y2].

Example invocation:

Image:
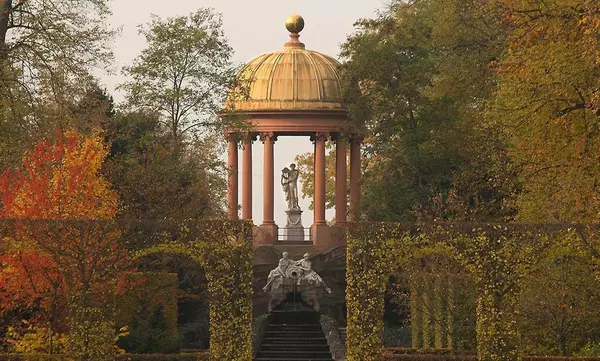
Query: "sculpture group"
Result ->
[[263, 252, 331, 311]]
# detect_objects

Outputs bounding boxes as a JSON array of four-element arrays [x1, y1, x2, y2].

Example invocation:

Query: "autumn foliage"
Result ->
[[0, 130, 117, 219], [0, 130, 125, 326]]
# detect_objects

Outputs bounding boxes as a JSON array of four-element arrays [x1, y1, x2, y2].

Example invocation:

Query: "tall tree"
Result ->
[[120, 9, 238, 142], [294, 142, 344, 212], [0, 130, 126, 348], [0, 0, 115, 171], [491, 0, 600, 222], [0, 0, 113, 80], [296, 0, 516, 221], [103, 110, 226, 225]]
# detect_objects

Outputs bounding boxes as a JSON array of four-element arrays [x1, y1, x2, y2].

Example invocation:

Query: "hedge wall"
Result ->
[[383, 355, 600, 361], [136, 220, 254, 361], [117, 353, 209, 361], [347, 222, 600, 361], [0, 353, 209, 361], [0, 219, 253, 361], [3, 353, 600, 361]]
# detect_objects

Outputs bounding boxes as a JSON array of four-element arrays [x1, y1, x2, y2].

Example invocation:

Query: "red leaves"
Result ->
[[0, 249, 64, 314], [0, 130, 118, 219], [0, 130, 125, 322]]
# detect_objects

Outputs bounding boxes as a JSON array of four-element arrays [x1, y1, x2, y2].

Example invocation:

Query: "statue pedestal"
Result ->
[[283, 208, 305, 241]]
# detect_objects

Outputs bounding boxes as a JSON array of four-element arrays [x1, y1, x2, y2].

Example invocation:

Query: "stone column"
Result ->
[[335, 135, 347, 224], [227, 133, 238, 220], [261, 132, 276, 225], [241, 135, 253, 220], [314, 132, 328, 225], [349, 135, 362, 221]]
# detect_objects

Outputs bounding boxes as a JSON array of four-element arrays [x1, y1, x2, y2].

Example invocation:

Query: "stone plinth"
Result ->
[[283, 208, 304, 241]]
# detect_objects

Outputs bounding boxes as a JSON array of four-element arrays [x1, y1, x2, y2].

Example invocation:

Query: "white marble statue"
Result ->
[[281, 164, 300, 210], [296, 253, 332, 294], [263, 252, 292, 292]]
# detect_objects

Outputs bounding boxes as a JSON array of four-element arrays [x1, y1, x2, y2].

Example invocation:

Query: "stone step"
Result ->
[[338, 327, 346, 343], [266, 328, 323, 332], [254, 306, 333, 361], [260, 344, 330, 351], [265, 331, 324, 337], [267, 324, 322, 329], [263, 337, 327, 345], [270, 311, 320, 325], [257, 350, 333, 359]]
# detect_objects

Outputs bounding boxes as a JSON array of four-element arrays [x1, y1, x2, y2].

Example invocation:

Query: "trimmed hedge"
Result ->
[[386, 348, 453, 355], [0, 353, 209, 361], [347, 222, 600, 361], [135, 220, 254, 361], [0, 356, 65, 361], [117, 353, 208, 361], [384, 356, 600, 361]]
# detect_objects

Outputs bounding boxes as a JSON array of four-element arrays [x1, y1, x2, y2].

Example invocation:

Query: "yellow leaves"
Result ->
[[6, 322, 68, 354], [136, 220, 253, 361], [347, 223, 598, 361], [491, 0, 600, 223], [1, 129, 118, 220]]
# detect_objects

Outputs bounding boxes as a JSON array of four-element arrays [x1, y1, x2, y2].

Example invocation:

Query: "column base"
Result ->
[[258, 222, 278, 245], [311, 223, 331, 251]]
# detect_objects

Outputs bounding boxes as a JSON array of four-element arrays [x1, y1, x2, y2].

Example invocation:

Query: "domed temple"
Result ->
[[221, 15, 363, 329], [224, 14, 363, 252]]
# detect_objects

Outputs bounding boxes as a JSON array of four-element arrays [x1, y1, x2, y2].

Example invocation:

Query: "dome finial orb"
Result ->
[[285, 14, 304, 33]]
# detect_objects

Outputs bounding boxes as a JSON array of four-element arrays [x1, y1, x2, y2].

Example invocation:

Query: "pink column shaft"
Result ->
[[335, 138, 347, 224], [242, 138, 252, 220], [262, 134, 275, 224], [314, 133, 327, 224], [227, 135, 238, 220]]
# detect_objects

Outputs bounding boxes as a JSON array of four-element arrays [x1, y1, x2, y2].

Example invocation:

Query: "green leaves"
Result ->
[[135, 220, 254, 361], [491, 0, 600, 222], [340, 0, 517, 222], [346, 222, 600, 361], [120, 9, 238, 141]]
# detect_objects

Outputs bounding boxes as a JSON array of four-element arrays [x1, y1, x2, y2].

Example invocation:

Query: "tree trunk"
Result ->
[[0, 0, 11, 75], [0, 0, 11, 48]]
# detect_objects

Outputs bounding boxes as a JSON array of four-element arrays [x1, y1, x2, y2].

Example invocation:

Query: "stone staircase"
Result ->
[[338, 327, 346, 344], [254, 310, 334, 361]]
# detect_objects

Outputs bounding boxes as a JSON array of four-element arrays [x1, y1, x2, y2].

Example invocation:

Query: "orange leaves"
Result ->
[[0, 130, 125, 320], [0, 130, 118, 219], [0, 249, 64, 314]]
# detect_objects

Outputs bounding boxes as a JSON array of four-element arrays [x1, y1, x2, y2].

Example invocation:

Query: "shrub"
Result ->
[[384, 325, 411, 347], [118, 305, 180, 354], [116, 353, 208, 361], [383, 355, 600, 361], [67, 307, 117, 361], [577, 343, 600, 357], [0, 353, 209, 361], [5, 323, 68, 354], [178, 320, 209, 350]]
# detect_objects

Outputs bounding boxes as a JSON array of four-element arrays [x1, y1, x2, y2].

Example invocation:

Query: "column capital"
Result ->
[[225, 132, 241, 142], [331, 132, 350, 143], [348, 133, 365, 143], [311, 132, 330, 143], [259, 132, 278, 143], [241, 132, 258, 143]]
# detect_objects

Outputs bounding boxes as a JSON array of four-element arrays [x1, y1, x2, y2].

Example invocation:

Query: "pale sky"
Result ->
[[99, 0, 385, 226]]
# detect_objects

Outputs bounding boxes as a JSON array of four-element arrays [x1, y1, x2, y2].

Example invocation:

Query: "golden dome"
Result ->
[[229, 15, 345, 114]]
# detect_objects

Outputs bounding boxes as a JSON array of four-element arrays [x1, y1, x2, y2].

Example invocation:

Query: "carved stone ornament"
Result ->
[[263, 252, 331, 312]]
